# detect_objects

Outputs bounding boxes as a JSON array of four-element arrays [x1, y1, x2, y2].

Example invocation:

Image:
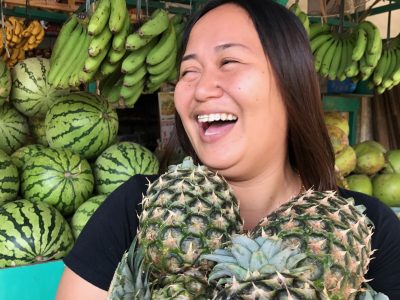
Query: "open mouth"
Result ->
[[197, 113, 238, 133]]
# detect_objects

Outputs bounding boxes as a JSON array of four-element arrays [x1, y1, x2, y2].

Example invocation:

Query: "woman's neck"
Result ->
[[227, 166, 302, 231]]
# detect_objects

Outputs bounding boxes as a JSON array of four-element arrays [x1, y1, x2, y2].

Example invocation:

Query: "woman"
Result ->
[[56, 0, 400, 299]]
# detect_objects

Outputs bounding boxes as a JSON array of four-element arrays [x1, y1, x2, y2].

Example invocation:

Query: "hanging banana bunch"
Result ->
[[0, 17, 45, 68], [309, 20, 383, 86], [105, 9, 185, 108], [289, 2, 310, 36]]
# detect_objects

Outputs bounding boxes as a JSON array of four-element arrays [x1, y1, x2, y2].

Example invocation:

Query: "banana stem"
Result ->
[[386, 0, 392, 47], [338, 0, 345, 34]]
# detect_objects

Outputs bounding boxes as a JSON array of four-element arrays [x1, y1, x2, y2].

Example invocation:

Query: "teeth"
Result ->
[[198, 113, 238, 123]]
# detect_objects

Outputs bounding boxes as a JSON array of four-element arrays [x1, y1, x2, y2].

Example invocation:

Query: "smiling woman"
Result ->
[[56, 0, 400, 299]]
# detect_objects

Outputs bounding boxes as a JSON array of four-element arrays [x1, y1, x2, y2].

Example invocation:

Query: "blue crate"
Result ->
[[327, 78, 357, 94]]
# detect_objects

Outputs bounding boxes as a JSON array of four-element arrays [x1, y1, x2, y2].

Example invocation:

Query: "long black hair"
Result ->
[[161, 0, 336, 191]]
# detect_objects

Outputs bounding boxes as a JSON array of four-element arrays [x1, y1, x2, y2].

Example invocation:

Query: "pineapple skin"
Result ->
[[251, 190, 374, 300], [138, 159, 243, 276]]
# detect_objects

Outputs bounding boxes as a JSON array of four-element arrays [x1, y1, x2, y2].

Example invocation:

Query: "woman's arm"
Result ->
[[56, 267, 107, 300]]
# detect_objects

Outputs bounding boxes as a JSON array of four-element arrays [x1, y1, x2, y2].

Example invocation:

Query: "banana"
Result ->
[[167, 66, 179, 82], [84, 42, 111, 73], [310, 33, 333, 54], [48, 22, 83, 85], [123, 64, 147, 87], [313, 36, 335, 72], [148, 62, 175, 87], [297, 11, 310, 36], [109, 0, 127, 33], [171, 14, 183, 26], [320, 37, 338, 78], [382, 48, 396, 86], [328, 38, 343, 80], [375, 85, 386, 95], [112, 12, 130, 51], [88, 25, 112, 56], [100, 59, 121, 77], [336, 38, 350, 81], [146, 22, 176, 65], [147, 43, 177, 75], [88, 0, 111, 36], [50, 14, 79, 65], [390, 49, 400, 82], [120, 77, 145, 100], [289, 3, 301, 15], [125, 32, 155, 50], [137, 9, 169, 37], [360, 21, 382, 55], [121, 38, 157, 73], [309, 23, 330, 40], [372, 49, 389, 86], [352, 27, 367, 62], [30, 21, 42, 36], [344, 60, 359, 78], [104, 83, 122, 103], [123, 83, 144, 108], [107, 47, 126, 64], [359, 56, 374, 81]]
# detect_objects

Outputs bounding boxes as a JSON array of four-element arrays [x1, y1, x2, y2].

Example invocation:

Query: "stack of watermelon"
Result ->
[[0, 56, 160, 268]]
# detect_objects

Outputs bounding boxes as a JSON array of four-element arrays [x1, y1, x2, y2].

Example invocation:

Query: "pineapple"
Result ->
[[249, 190, 374, 300], [137, 156, 243, 297], [202, 234, 329, 299]]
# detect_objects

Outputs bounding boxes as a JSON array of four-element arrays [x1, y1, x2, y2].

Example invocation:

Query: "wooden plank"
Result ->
[[4, 0, 79, 12]]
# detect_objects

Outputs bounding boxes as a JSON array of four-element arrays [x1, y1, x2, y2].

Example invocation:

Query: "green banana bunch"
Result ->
[[48, 15, 86, 86], [122, 38, 157, 74], [351, 27, 367, 62], [123, 65, 147, 87], [100, 72, 123, 104], [88, 25, 112, 56], [112, 12, 131, 51], [357, 21, 382, 68], [88, 0, 111, 36], [50, 14, 78, 66], [289, 3, 310, 36]]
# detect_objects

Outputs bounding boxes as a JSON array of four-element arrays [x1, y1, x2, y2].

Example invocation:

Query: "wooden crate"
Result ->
[[3, 0, 81, 12]]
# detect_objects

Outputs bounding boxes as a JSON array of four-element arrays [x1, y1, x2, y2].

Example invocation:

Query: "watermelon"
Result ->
[[70, 194, 107, 239], [28, 117, 48, 146], [11, 144, 46, 170], [94, 141, 159, 195], [0, 199, 74, 268], [10, 57, 68, 117], [45, 91, 119, 160], [0, 104, 30, 155], [0, 57, 11, 107], [0, 149, 19, 205], [21, 147, 94, 216]]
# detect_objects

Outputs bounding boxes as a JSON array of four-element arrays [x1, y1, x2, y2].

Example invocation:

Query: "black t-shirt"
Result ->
[[64, 174, 400, 297]]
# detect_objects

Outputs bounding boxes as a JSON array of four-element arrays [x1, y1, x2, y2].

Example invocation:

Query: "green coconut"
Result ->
[[372, 174, 400, 207], [324, 112, 349, 136], [383, 150, 400, 174], [354, 142, 385, 175], [335, 145, 356, 176], [327, 125, 349, 154], [346, 174, 373, 196]]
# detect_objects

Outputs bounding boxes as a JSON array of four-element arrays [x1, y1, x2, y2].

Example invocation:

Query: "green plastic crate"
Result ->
[[0, 260, 64, 300]]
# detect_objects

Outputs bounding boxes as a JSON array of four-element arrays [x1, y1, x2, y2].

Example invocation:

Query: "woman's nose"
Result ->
[[194, 70, 224, 102]]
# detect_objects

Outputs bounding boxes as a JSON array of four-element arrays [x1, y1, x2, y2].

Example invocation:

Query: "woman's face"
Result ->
[[174, 3, 289, 180]]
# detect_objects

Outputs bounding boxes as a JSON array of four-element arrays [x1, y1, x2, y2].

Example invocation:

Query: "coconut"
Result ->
[[346, 174, 373, 196], [324, 112, 349, 136], [354, 142, 385, 175], [335, 145, 356, 176], [383, 150, 400, 174], [326, 125, 349, 154], [372, 174, 400, 207]]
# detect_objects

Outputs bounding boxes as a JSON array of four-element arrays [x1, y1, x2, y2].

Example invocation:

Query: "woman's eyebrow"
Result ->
[[182, 43, 250, 62]]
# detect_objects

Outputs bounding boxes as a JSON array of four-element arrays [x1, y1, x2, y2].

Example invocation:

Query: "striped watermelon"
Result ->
[[21, 147, 94, 216], [94, 141, 159, 195], [0, 149, 19, 205], [45, 91, 119, 160], [28, 117, 48, 146], [10, 57, 68, 117], [0, 199, 74, 268], [0, 57, 11, 107], [70, 194, 107, 239], [11, 144, 46, 170], [0, 104, 30, 154]]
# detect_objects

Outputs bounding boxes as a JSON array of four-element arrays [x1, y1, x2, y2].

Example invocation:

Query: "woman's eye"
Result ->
[[221, 59, 238, 66]]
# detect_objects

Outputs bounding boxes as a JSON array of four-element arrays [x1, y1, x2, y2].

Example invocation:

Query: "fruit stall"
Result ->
[[0, 0, 399, 299]]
